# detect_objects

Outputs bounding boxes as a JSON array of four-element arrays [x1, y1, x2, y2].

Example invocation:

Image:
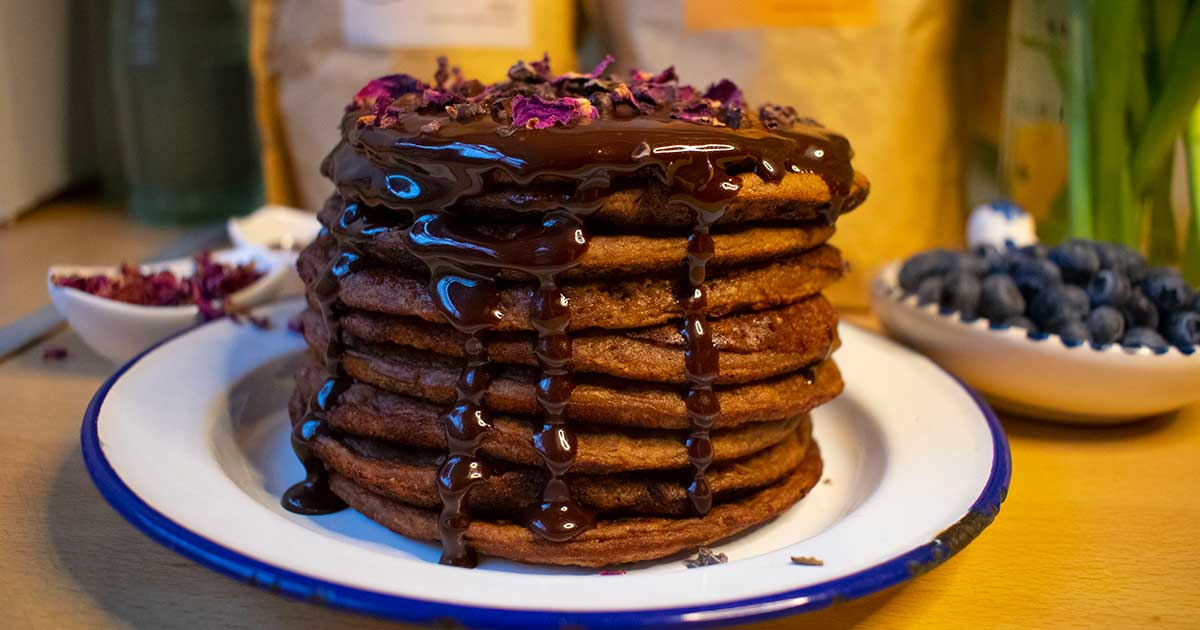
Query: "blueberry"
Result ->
[[1018, 243, 1048, 259], [940, 270, 981, 320], [1062, 284, 1090, 314], [1087, 306, 1125, 345], [979, 274, 1025, 322], [1096, 243, 1147, 283], [1011, 256, 1062, 300], [899, 249, 959, 292], [1051, 318, 1090, 345], [1002, 316, 1037, 332], [1141, 268, 1195, 313], [959, 255, 990, 277], [1086, 269, 1130, 308], [1122, 289, 1160, 329], [1122, 326, 1169, 352], [1163, 311, 1200, 350], [916, 276, 944, 306], [1048, 239, 1100, 284], [1029, 284, 1089, 330], [970, 244, 1006, 275]]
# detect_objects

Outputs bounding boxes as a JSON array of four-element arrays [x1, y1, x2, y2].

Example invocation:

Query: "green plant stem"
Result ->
[[1150, 0, 1186, 92], [1131, 3, 1200, 194], [1141, 2, 1177, 263], [1183, 104, 1200, 283], [1090, 0, 1139, 246], [1147, 156, 1177, 265], [1066, 0, 1094, 240]]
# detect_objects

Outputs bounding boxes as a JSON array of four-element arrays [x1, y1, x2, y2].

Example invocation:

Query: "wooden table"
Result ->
[[3, 200, 1198, 629]]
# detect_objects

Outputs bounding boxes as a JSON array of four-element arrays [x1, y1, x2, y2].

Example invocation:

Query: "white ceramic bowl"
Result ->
[[870, 261, 1200, 423], [227, 205, 320, 297], [47, 248, 289, 364]]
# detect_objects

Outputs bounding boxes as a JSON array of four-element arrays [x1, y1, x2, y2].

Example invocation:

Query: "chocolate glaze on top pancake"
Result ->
[[284, 56, 863, 566]]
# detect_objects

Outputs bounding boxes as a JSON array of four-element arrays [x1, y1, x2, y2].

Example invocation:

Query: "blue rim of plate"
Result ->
[[81, 319, 1012, 629]]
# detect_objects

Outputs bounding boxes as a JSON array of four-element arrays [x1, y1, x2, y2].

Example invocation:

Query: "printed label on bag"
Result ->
[[342, 0, 532, 49]]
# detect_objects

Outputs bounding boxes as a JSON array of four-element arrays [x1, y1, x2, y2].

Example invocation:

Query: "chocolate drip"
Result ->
[[435, 332, 494, 566], [523, 252, 595, 541], [665, 152, 742, 515], [404, 210, 594, 561], [282, 202, 400, 515], [280, 228, 369, 514]]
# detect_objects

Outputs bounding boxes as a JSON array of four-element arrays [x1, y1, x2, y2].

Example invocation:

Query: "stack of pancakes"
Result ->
[[284, 57, 868, 567]]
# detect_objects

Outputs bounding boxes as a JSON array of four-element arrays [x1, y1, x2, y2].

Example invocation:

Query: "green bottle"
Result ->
[[109, 0, 262, 225]]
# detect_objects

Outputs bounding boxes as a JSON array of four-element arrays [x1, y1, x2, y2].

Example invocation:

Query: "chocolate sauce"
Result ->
[[280, 214, 371, 514], [281, 202, 397, 514], [523, 230, 595, 541], [433, 332, 494, 566], [403, 211, 595, 558], [287, 99, 856, 563]]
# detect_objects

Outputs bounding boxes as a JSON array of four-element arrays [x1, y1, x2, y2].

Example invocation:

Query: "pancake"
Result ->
[[292, 361, 806, 472], [301, 293, 838, 385], [298, 339, 842, 429], [317, 193, 839, 280], [327, 439, 823, 567], [451, 169, 871, 228], [299, 235, 845, 331], [313, 422, 809, 517]]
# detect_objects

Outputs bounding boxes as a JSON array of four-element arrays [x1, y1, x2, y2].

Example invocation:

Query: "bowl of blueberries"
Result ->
[[871, 234, 1200, 423]]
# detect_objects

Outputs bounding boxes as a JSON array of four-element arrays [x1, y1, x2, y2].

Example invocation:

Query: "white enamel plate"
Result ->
[[82, 298, 1010, 629]]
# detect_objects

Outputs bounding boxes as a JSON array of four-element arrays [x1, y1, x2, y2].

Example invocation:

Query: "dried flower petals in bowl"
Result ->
[[47, 249, 288, 363]]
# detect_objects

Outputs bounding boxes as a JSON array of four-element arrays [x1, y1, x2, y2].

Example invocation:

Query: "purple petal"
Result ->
[[511, 95, 597, 129], [702, 79, 744, 109]]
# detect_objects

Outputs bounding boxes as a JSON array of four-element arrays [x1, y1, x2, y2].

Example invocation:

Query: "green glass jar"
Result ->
[[109, 0, 262, 225]]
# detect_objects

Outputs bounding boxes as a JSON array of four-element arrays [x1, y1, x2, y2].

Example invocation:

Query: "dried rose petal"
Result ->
[[348, 54, 810, 133], [552, 54, 616, 85], [529, 53, 553, 79], [351, 74, 427, 111], [629, 65, 677, 85], [759, 103, 801, 129], [510, 95, 597, 129], [587, 54, 615, 78], [684, 548, 728, 568], [671, 100, 721, 126], [52, 251, 263, 316], [703, 79, 744, 109], [433, 56, 450, 89]]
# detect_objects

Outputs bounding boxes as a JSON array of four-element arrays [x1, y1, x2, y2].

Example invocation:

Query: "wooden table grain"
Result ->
[[2, 200, 1198, 629]]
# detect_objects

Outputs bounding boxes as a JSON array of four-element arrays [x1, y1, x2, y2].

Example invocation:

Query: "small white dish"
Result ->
[[227, 204, 321, 253], [47, 248, 289, 364], [227, 205, 320, 297], [871, 261, 1200, 423], [82, 299, 1009, 628]]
